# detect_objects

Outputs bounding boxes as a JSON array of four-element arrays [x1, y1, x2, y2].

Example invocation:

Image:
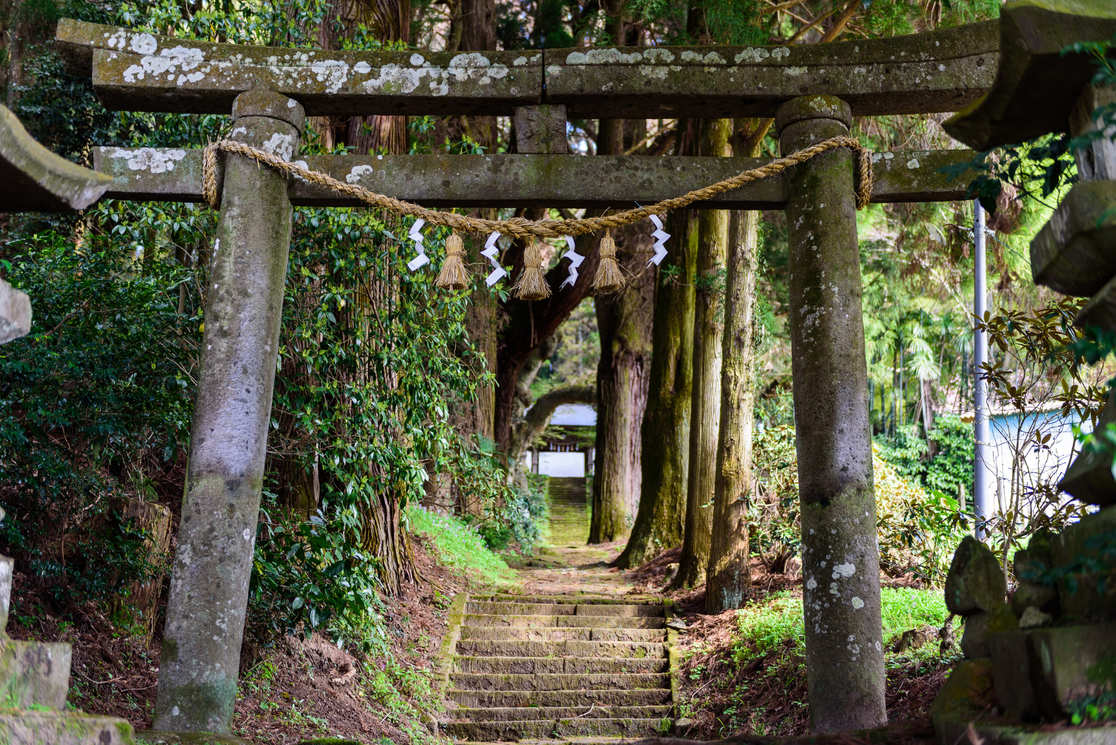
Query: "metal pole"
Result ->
[[973, 199, 992, 539]]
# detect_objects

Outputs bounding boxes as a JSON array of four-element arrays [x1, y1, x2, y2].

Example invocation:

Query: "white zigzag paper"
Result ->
[[649, 214, 670, 266], [560, 236, 583, 290], [406, 218, 429, 271], [481, 231, 506, 287]]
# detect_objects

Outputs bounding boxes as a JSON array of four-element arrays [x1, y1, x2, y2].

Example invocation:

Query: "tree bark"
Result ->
[[508, 385, 595, 464], [706, 208, 760, 611], [613, 140, 698, 568], [588, 115, 655, 544], [706, 121, 767, 612], [673, 118, 731, 588]]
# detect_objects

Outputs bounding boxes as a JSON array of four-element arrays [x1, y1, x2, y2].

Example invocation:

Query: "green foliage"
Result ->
[[751, 424, 966, 583], [876, 414, 975, 499], [0, 222, 196, 606], [405, 504, 517, 588]]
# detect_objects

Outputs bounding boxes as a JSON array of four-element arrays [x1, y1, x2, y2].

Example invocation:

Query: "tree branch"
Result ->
[[508, 384, 595, 461]]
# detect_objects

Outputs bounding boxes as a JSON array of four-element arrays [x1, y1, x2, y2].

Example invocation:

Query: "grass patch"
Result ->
[[405, 504, 518, 588], [733, 587, 954, 665]]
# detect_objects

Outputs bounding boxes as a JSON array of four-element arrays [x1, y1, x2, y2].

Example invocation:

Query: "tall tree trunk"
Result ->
[[706, 209, 761, 610], [706, 121, 767, 611], [613, 174, 698, 568], [673, 118, 731, 588], [589, 221, 655, 543]]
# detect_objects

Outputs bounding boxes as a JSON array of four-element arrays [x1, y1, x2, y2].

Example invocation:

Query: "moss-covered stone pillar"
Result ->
[[154, 89, 304, 735], [776, 95, 886, 733]]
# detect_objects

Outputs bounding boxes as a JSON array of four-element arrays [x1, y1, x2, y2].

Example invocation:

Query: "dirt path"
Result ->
[[509, 477, 641, 597]]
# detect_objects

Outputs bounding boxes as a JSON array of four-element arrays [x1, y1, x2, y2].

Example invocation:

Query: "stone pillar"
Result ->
[[776, 95, 886, 733], [154, 89, 304, 734]]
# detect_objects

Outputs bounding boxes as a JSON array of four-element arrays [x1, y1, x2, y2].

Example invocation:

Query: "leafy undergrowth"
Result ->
[[9, 511, 516, 745], [405, 504, 518, 589], [674, 580, 960, 741]]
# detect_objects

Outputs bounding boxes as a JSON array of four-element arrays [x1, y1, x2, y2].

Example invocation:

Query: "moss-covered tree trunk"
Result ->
[[706, 122, 767, 611], [673, 119, 731, 587], [614, 121, 699, 567], [706, 208, 760, 610]]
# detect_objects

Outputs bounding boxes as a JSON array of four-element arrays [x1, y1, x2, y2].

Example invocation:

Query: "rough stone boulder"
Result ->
[[945, 535, 1006, 616]]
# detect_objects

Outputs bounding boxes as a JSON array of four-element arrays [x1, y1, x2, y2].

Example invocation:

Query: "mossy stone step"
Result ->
[[447, 688, 672, 708], [449, 704, 672, 722], [453, 655, 669, 675], [465, 602, 663, 618], [479, 595, 661, 606], [0, 710, 134, 745], [455, 639, 664, 659], [464, 613, 665, 629], [444, 717, 669, 740], [449, 671, 670, 692], [459, 627, 666, 643], [0, 639, 72, 709]]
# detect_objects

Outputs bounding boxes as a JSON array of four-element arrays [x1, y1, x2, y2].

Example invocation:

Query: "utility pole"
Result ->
[[973, 199, 992, 539]]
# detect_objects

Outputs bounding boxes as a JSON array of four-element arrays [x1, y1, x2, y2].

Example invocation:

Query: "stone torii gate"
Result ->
[[54, 16, 997, 739]]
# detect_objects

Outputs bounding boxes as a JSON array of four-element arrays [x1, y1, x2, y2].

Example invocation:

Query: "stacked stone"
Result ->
[[0, 546, 135, 744], [932, 2, 1116, 742]]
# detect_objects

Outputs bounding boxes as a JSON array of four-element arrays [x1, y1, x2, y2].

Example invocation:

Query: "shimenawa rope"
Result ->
[[201, 135, 873, 238], [201, 136, 873, 295]]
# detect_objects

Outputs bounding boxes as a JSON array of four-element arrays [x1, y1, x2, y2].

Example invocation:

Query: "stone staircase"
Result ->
[[442, 594, 675, 742], [0, 552, 135, 745]]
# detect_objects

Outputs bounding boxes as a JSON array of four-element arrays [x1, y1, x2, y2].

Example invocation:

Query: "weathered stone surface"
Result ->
[[462, 613, 665, 628], [779, 94, 885, 734], [0, 104, 111, 212], [459, 625, 666, 642], [0, 711, 134, 745], [455, 639, 666, 659], [945, 535, 1006, 615], [1028, 623, 1116, 719], [444, 716, 667, 740], [453, 654, 668, 675], [514, 105, 568, 155], [92, 147, 981, 209], [57, 18, 995, 118], [0, 278, 32, 346], [944, 0, 1116, 149], [988, 630, 1039, 722], [448, 671, 669, 691], [1018, 607, 1053, 629], [451, 704, 671, 722], [447, 687, 672, 708], [0, 639, 72, 709], [1059, 387, 1116, 507], [547, 22, 997, 118], [1050, 508, 1116, 622], [961, 612, 990, 659], [1031, 181, 1116, 301], [930, 659, 995, 744], [153, 90, 303, 735], [1012, 537, 1059, 616], [1071, 85, 1116, 183], [0, 554, 12, 630]]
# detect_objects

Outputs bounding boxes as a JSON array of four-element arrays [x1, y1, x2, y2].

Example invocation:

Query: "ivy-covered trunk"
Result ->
[[674, 118, 731, 587]]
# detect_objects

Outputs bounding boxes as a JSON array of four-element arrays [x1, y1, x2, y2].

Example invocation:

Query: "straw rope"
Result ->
[[201, 135, 873, 240]]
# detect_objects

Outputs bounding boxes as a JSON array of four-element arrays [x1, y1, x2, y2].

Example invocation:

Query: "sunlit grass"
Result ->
[[404, 504, 518, 588]]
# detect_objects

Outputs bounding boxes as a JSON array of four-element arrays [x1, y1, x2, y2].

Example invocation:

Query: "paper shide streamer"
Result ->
[[560, 236, 583, 289], [481, 231, 507, 287], [407, 217, 429, 271]]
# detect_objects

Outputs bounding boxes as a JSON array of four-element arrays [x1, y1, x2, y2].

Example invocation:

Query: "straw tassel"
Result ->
[[512, 240, 552, 300], [592, 230, 624, 295], [436, 232, 470, 290]]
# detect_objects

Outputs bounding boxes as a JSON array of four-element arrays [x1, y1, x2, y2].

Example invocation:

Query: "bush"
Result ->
[[751, 424, 966, 584], [876, 414, 974, 501]]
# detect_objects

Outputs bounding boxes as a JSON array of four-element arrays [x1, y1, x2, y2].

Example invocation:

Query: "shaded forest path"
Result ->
[[442, 477, 673, 742]]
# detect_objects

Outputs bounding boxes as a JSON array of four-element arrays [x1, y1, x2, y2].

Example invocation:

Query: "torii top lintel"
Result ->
[[55, 18, 998, 119]]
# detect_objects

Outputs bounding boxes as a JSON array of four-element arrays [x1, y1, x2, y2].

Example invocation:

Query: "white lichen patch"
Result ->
[[130, 33, 158, 55], [786, 65, 807, 76], [851, 596, 865, 609], [346, 164, 375, 184], [566, 49, 644, 65], [108, 147, 187, 174], [642, 48, 675, 63], [261, 132, 295, 161], [906, 158, 921, 169], [310, 59, 351, 94], [806, 577, 818, 591], [833, 562, 856, 578], [121, 45, 206, 84], [353, 61, 372, 74], [410, 53, 426, 66]]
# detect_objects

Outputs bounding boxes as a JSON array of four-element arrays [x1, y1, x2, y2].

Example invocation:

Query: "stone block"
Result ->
[[0, 711, 134, 745], [1031, 181, 1116, 300], [0, 638, 72, 709], [946, 535, 1007, 615], [138, 731, 251, 745], [988, 629, 1039, 721], [962, 604, 1018, 659], [0, 277, 31, 345], [1051, 508, 1116, 622], [0, 554, 12, 631], [930, 659, 995, 744], [1028, 623, 1116, 720]]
